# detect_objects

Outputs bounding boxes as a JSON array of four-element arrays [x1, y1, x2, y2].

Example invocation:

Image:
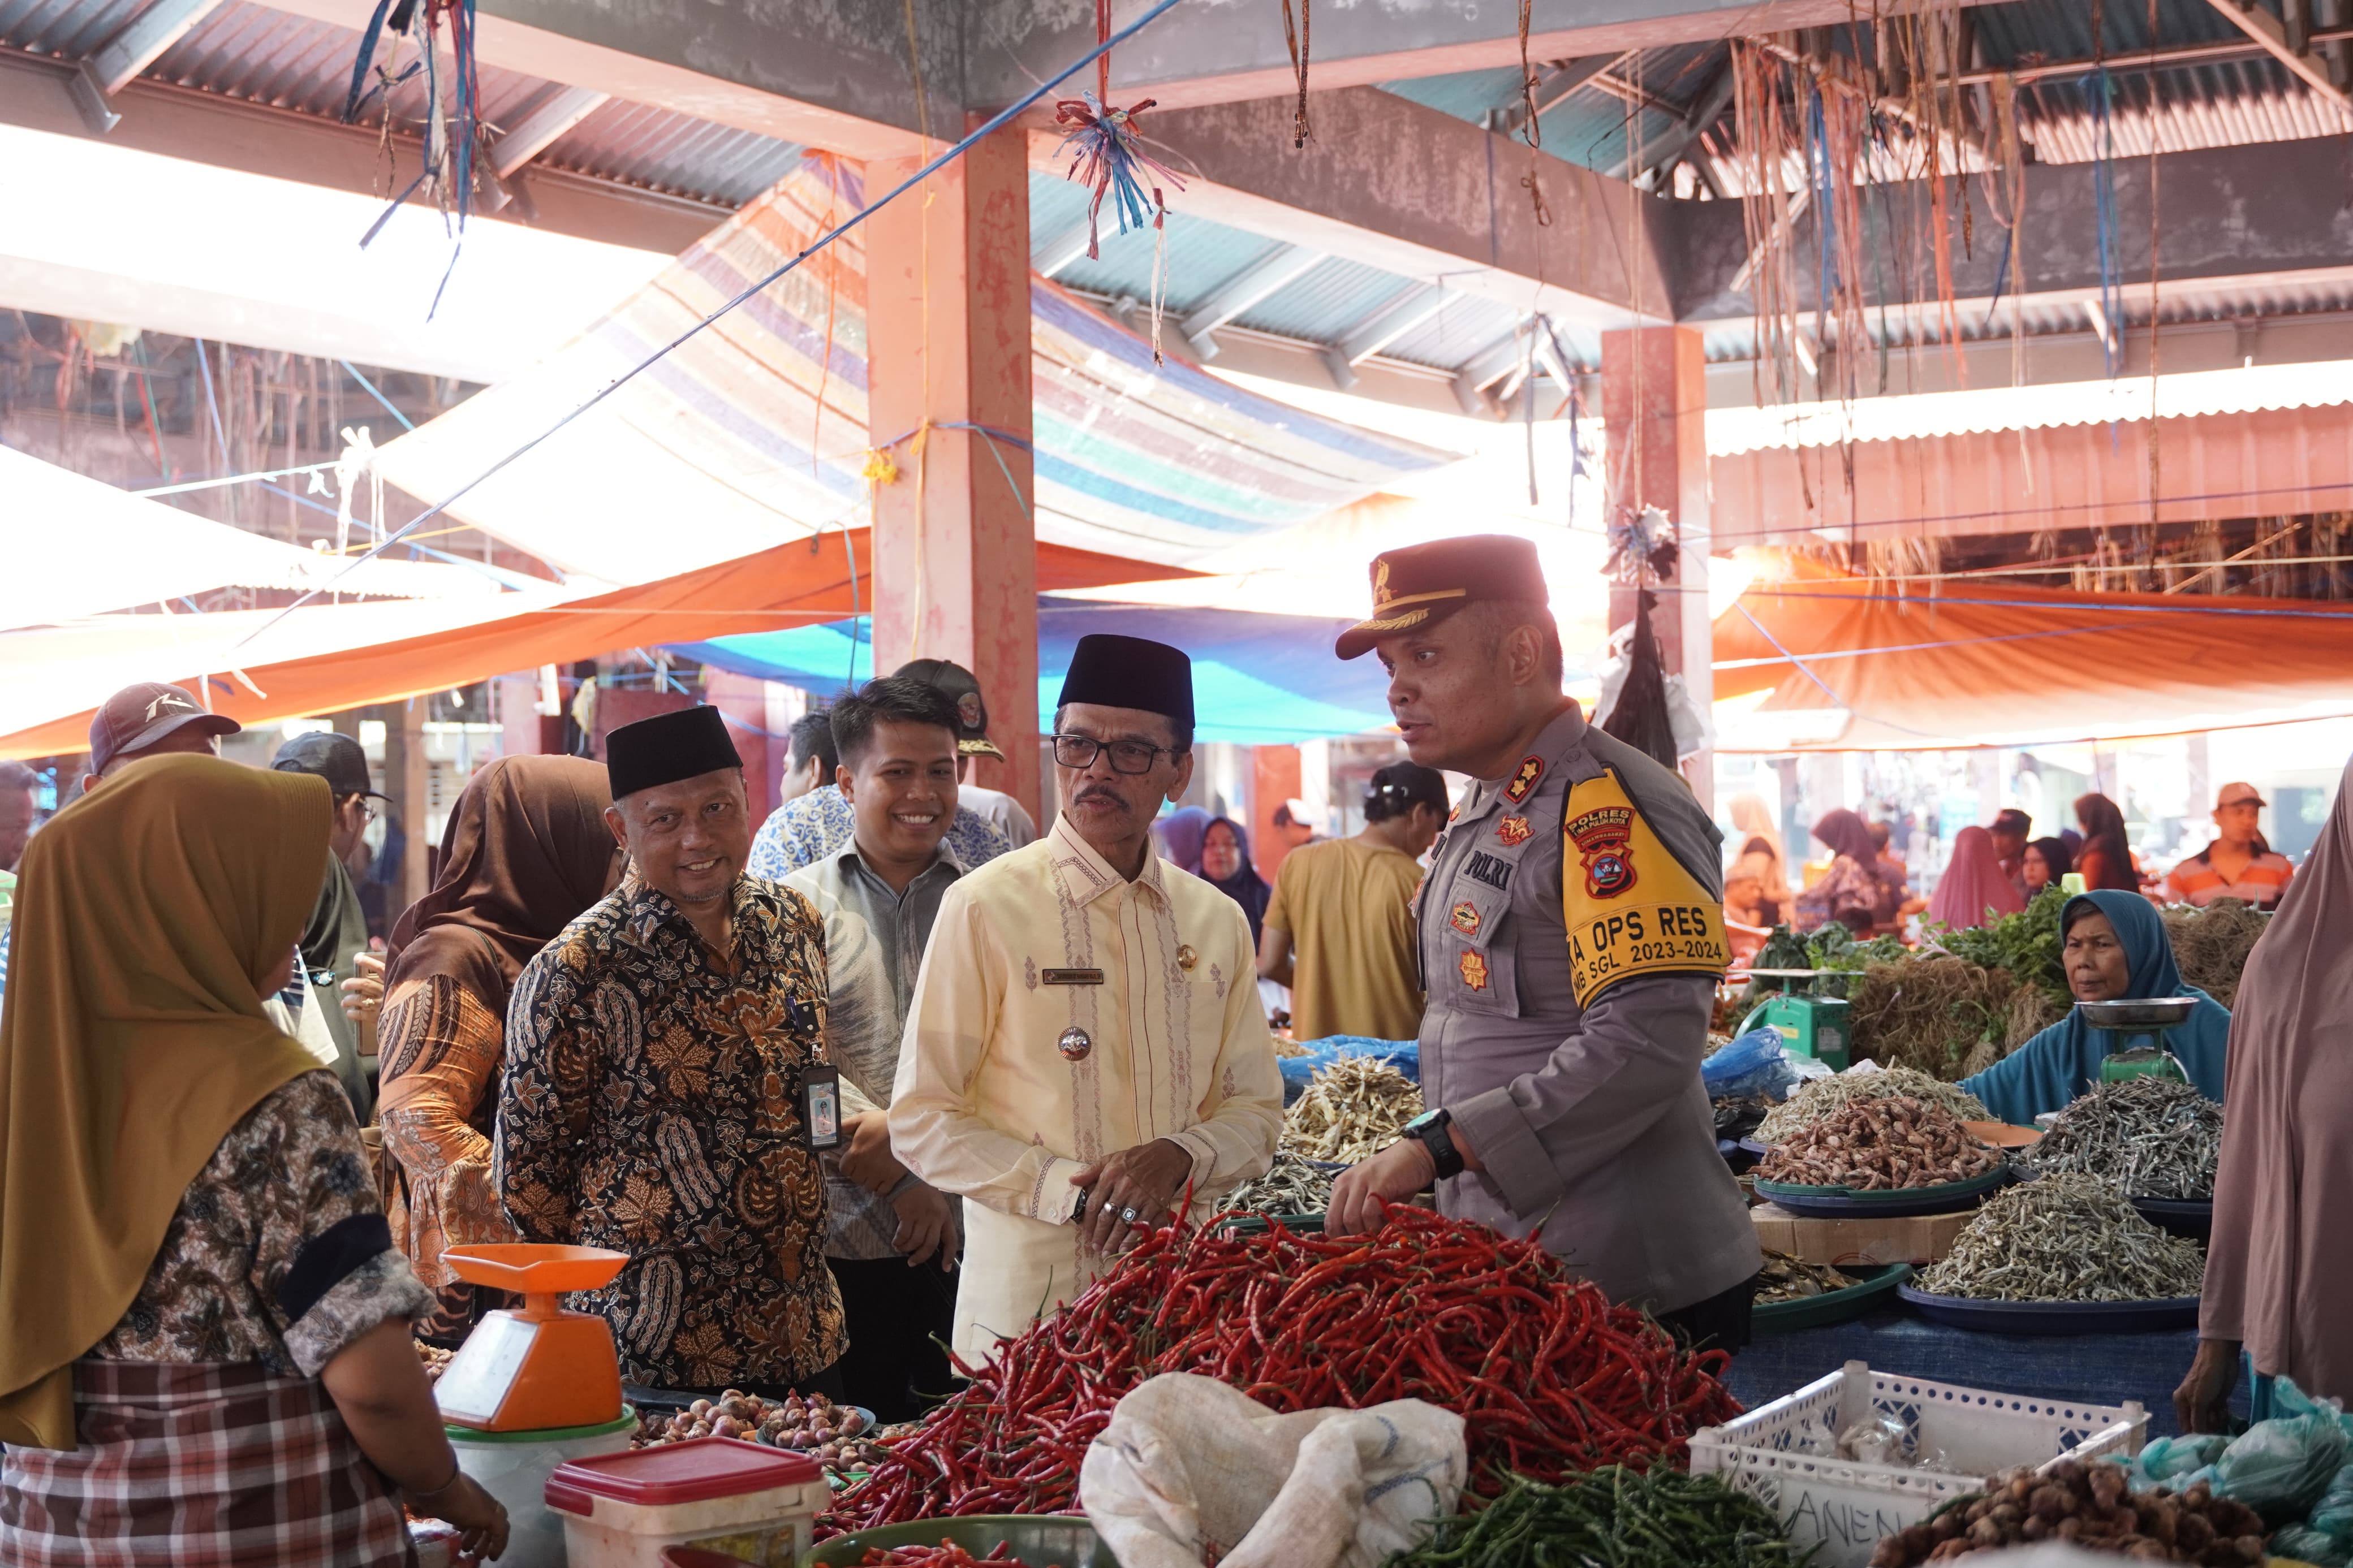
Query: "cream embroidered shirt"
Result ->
[[889, 813, 1283, 1224]]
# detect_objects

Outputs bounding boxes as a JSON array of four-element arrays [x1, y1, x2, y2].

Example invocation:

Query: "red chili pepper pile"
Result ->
[[822, 1206, 1739, 1535], [855, 1545, 1038, 1567]]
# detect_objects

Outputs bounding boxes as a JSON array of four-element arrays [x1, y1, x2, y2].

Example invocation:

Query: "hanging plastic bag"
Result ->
[[2211, 1413, 2350, 1525], [1080, 1374, 1466, 1568]]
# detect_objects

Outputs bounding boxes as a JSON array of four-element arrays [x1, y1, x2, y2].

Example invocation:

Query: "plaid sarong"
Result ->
[[1, 1359, 412, 1566]]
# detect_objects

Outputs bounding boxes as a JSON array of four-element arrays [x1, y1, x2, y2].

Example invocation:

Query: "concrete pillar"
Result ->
[[863, 124, 1042, 823], [1600, 325, 1712, 800]]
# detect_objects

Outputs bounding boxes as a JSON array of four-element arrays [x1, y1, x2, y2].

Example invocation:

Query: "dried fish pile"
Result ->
[[1918, 1173, 2207, 1302], [1281, 1056, 1423, 1164], [1755, 1069, 1990, 1145], [2027, 1078, 2223, 1198], [1224, 1148, 1336, 1216], [1755, 1098, 2005, 1190], [1757, 1251, 1861, 1304]]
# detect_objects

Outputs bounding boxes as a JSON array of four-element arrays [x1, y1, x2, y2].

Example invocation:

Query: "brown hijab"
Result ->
[[2201, 754, 2351, 1400], [0, 755, 329, 1448], [385, 754, 617, 1016]]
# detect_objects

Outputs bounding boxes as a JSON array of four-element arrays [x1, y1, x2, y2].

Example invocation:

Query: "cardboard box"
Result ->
[[1749, 1202, 1971, 1266]]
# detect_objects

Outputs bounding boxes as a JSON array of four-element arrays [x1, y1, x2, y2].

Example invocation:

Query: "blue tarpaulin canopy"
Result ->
[[673, 601, 1397, 744]]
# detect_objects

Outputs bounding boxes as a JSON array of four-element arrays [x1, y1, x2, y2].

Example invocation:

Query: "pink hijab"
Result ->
[[1927, 826, 2026, 931], [2202, 755, 2351, 1399]]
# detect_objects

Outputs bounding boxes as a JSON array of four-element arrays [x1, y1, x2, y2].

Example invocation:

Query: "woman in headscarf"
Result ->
[[1927, 826, 2026, 931], [2023, 835, 2073, 896], [0, 754, 506, 1565], [378, 754, 617, 1344], [1958, 888, 2230, 1125], [2074, 792, 2140, 892], [1727, 794, 1791, 927], [1793, 808, 1897, 935], [1155, 805, 1212, 876], [1198, 815, 1272, 948], [2177, 755, 2353, 1427]]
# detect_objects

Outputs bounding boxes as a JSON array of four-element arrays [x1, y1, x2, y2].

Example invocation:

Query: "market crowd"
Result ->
[[0, 535, 2345, 1563]]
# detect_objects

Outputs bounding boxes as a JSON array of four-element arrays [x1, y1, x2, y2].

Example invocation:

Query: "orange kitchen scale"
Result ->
[[434, 1244, 629, 1432]]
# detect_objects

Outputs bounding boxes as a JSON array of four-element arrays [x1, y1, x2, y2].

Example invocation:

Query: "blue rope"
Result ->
[[339, 360, 417, 433], [1809, 85, 1837, 322], [2088, 66, 2123, 382], [235, 0, 1191, 656]]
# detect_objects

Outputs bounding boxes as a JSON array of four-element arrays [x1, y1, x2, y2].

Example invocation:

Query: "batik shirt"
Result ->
[[748, 787, 1012, 882], [497, 874, 847, 1390]]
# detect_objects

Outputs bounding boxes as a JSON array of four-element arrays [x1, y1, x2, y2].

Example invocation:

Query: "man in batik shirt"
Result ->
[[499, 705, 847, 1397]]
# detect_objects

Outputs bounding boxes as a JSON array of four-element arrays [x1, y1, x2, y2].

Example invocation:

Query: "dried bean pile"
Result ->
[[1755, 1098, 2005, 1190], [820, 1207, 1740, 1534], [1281, 1056, 1424, 1164], [1755, 1069, 1989, 1146], [2027, 1078, 2223, 1198], [640, 1389, 891, 1474], [1390, 1467, 1808, 1568], [1917, 1174, 2207, 1302], [1223, 1147, 1335, 1216], [1868, 1459, 2268, 1565]]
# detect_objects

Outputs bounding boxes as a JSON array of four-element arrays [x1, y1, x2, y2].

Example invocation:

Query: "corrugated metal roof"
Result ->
[[0, 0, 146, 58], [1232, 257, 1415, 341], [1382, 293, 1529, 372], [544, 100, 804, 206]]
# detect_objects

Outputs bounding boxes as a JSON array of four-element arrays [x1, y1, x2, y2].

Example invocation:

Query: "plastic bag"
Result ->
[[2212, 1413, 2351, 1525], [2269, 1524, 2352, 1567], [1702, 1029, 1797, 1101], [2277, 1376, 2353, 1442], [2122, 1433, 2230, 1491], [2308, 1462, 2353, 1542], [1080, 1374, 1467, 1568]]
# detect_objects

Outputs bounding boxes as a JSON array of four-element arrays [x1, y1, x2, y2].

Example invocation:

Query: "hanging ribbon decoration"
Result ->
[[342, 0, 482, 318], [1055, 0, 1186, 363]]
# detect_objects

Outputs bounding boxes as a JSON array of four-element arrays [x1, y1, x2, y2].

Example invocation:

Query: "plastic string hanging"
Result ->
[[1055, 0, 1186, 362], [343, 0, 482, 318]]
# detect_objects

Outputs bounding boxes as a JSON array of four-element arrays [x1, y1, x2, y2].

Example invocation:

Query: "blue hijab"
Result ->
[[1959, 889, 2231, 1124]]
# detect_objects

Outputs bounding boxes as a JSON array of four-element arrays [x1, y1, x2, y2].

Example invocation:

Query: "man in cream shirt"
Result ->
[[889, 634, 1282, 1361]]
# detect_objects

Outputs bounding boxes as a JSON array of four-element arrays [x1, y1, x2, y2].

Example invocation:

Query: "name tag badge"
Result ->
[[800, 1065, 843, 1151], [1041, 968, 1105, 986]]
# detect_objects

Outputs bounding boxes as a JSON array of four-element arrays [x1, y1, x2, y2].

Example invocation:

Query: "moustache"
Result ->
[[1074, 787, 1131, 809]]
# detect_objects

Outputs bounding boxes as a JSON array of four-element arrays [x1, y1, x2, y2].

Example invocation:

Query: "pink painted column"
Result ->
[[863, 124, 1042, 820]]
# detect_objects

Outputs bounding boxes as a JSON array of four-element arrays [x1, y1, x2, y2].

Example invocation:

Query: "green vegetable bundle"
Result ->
[[1929, 887, 2071, 1008], [1386, 1467, 1806, 1568]]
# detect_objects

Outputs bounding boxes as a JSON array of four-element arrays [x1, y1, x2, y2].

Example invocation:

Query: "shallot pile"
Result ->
[[1755, 1098, 2004, 1190], [640, 1389, 890, 1472], [1868, 1459, 2268, 1565]]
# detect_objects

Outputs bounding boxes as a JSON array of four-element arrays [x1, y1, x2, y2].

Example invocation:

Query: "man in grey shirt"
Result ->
[[780, 676, 965, 1420], [1325, 536, 1761, 1352]]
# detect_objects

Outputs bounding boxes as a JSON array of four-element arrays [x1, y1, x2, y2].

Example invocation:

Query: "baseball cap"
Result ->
[[272, 731, 385, 800], [1335, 534, 1550, 660], [2216, 781, 2266, 809], [893, 658, 1006, 761], [89, 682, 240, 774]]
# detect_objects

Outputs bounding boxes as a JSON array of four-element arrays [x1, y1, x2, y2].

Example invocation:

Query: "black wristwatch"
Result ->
[[1404, 1108, 1465, 1181]]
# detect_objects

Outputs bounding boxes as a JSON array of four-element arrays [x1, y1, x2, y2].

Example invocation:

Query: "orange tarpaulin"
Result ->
[[0, 535, 1185, 759], [1714, 571, 2353, 750]]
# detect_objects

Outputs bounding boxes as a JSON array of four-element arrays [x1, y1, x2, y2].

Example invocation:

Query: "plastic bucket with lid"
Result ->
[[546, 1436, 826, 1567], [448, 1406, 637, 1568]]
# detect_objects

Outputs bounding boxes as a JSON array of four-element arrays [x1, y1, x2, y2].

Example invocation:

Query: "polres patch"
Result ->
[[1566, 804, 1639, 899]]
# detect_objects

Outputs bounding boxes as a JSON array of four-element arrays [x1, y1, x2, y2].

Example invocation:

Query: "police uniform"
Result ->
[[1337, 538, 1761, 1333]]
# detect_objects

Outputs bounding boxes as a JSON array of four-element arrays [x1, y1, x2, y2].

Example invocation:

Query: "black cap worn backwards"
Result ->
[[1334, 534, 1550, 660], [893, 657, 1005, 761], [1057, 634, 1194, 727], [272, 730, 383, 800], [605, 705, 743, 800]]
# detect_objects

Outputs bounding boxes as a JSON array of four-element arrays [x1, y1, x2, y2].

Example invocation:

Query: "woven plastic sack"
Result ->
[[1079, 1373, 1466, 1568], [2212, 1414, 2350, 1526]]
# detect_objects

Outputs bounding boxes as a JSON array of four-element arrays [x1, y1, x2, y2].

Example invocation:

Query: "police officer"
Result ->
[[1325, 535, 1762, 1351]]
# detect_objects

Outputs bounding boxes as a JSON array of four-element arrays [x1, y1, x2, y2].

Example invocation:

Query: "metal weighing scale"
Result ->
[[434, 1243, 628, 1432], [2078, 997, 2198, 1086]]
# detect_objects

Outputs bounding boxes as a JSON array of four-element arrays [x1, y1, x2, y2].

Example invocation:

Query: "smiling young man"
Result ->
[[1321, 536, 1762, 1354], [498, 705, 848, 1399], [779, 677, 966, 1420], [888, 634, 1283, 1363]]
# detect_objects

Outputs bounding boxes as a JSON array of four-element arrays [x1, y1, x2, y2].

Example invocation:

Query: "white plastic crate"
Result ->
[[1690, 1360, 2147, 1568]]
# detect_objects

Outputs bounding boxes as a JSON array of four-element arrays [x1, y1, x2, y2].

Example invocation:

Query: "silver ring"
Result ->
[[1121, 1206, 1139, 1225]]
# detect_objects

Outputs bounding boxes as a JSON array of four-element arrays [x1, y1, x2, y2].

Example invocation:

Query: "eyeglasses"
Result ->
[[1051, 733, 1182, 775]]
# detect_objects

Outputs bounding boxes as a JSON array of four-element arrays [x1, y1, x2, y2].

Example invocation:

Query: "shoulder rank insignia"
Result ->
[[1449, 900, 1481, 936], [1496, 815, 1531, 848], [1458, 949, 1490, 991], [1502, 754, 1545, 805]]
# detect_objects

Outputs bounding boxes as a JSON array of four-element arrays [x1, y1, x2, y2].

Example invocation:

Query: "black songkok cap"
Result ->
[[1057, 634, 1194, 727], [605, 705, 743, 799]]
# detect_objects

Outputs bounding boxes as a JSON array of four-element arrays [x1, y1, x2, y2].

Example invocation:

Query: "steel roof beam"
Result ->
[[92, 0, 227, 93], [493, 85, 611, 177], [1032, 218, 1098, 280], [1321, 283, 1450, 388], [1178, 245, 1328, 360], [2203, 0, 2353, 114]]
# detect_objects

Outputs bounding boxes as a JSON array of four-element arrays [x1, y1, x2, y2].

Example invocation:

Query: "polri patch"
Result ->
[[1566, 803, 1639, 899], [1463, 850, 1513, 892], [1458, 949, 1490, 991], [1502, 754, 1545, 805], [1449, 901, 1481, 936], [1495, 815, 1531, 848]]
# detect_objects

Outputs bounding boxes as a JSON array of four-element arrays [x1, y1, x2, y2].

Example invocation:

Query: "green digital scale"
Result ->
[[1736, 988, 1852, 1072], [2078, 997, 2196, 1085]]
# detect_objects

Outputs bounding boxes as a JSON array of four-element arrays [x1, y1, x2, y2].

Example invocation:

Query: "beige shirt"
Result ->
[[1264, 836, 1428, 1042], [890, 814, 1283, 1355]]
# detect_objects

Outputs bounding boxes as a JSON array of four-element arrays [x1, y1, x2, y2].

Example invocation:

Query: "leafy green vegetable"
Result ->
[[1926, 887, 2069, 1006]]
